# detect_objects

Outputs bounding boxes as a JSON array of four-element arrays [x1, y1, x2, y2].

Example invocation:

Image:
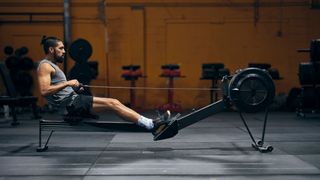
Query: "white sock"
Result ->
[[137, 116, 154, 130]]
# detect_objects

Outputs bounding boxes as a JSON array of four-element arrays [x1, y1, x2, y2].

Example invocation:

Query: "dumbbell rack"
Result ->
[[201, 63, 230, 103], [158, 64, 184, 112], [121, 65, 143, 109]]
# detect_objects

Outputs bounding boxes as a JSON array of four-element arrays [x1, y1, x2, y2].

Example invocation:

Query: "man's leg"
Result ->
[[92, 97, 170, 131], [92, 96, 178, 140], [92, 97, 140, 122]]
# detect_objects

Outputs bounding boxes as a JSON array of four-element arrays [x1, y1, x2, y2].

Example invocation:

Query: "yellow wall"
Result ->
[[0, 0, 319, 110]]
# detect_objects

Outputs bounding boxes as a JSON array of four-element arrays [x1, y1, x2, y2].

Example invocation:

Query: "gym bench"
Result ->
[[0, 63, 40, 125]]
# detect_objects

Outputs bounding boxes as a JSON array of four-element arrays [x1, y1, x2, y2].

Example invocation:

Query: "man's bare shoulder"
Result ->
[[38, 61, 54, 73]]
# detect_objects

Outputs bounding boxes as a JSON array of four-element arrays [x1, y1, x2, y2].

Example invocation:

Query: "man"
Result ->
[[37, 36, 174, 139]]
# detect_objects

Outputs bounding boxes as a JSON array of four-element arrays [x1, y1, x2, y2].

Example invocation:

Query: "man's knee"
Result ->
[[108, 98, 122, 108]]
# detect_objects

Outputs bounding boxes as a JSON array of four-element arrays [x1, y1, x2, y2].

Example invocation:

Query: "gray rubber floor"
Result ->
[[0, 110, 320, 180]]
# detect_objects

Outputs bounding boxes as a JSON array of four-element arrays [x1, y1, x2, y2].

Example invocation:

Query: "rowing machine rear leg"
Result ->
[[37, 130, 54, 152], [240, 108, 273, 153], [37, 119, 55, 152], [252, 144, 273, 153], [37, 145, 48, 152]]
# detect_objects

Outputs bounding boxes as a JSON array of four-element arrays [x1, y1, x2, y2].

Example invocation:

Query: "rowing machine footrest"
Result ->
[[153, 119, 179, 141]]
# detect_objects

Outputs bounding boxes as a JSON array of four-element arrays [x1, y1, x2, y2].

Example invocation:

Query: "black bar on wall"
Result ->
[[0, 12, 63, 24], [0, 1, 310, 8], [63, 0, 71, 74]]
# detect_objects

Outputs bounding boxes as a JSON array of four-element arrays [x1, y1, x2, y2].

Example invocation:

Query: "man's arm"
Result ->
[[37, 62, 79, 96]]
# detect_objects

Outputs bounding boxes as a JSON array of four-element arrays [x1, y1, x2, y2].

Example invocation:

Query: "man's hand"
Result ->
[[67, 79, 86, 93], [67, 79, 80, 88]]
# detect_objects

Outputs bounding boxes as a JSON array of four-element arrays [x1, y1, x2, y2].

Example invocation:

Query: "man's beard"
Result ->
[[54, 52, 65, 63]]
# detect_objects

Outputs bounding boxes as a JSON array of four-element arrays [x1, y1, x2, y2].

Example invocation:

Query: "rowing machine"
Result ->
[[154, 67, 275, 153]]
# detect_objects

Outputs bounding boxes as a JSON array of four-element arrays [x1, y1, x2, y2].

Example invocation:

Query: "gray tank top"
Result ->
[[38, 59, 75, 110]]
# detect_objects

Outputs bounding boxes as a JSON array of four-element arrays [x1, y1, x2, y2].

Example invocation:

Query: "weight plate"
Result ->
[[5, 56, 19, 69], [299, 62, 320, 85], [69, 39, 92, 63], [4, 46, 14, 55], [300, 86, 318, 108], [310, 39, 320, 62], [229, 68, 275, 113], [68, 62, 93, 85]]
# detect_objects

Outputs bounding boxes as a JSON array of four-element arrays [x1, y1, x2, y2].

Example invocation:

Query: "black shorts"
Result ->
[[66, 94, 93, 116]]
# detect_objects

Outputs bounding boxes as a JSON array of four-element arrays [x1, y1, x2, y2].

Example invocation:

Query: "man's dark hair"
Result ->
[[40, 36, 62, 54]]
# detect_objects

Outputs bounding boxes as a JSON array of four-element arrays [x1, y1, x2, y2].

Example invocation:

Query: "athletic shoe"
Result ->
[[152, 110, 171, 136]]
